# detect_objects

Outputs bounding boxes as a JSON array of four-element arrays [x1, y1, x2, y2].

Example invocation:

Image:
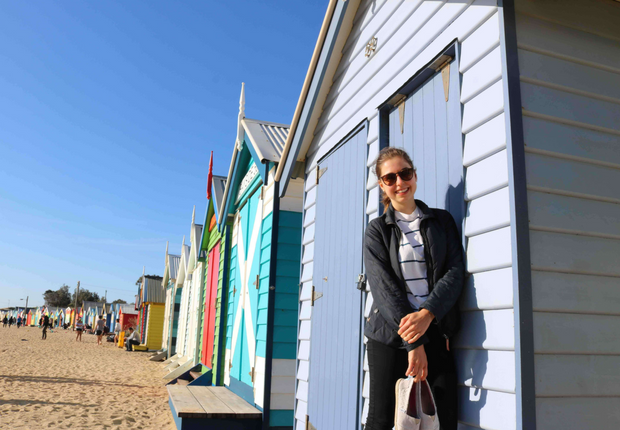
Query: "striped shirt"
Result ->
[[395, 207, 429, 309]]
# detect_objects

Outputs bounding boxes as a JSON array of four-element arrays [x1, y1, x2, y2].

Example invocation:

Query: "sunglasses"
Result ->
[[380, 167, 414, 186]]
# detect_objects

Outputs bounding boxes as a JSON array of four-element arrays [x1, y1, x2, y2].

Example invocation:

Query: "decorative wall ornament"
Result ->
[[365, 37, 378, 58], [236, 163, 259, 203]]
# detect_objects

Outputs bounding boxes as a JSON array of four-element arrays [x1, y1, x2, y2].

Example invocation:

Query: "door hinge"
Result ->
[[356, 274, 367, 291], [311, 285, 323, 306], [249, 366, 255, 383], [233, 286, 237, 296], [441, 62, 450, 102], [253, 274, 260, 290], [394, 94, 406, 134], [260, 185, 264, 200], [306, 415, 317, 430], [315, 165, 327, 185]]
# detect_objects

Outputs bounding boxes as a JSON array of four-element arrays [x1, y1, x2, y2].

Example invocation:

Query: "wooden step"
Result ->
[[176, 379, 190, 386], [167, 385, 262, 419], [189, 371, 202, 381]]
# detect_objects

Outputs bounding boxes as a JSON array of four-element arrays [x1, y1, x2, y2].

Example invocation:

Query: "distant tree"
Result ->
[[112, 299, 127, 304], [43, 285, 72, 308], [71, 289, 101, 304]]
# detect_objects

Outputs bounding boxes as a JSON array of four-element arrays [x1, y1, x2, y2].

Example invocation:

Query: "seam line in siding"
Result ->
[[533, 352, 620, 357], [520, 76, 620, 106], [531, 266, 620, 279], [535, 395, 620, 399], [517, 43, 620, 75], [526, 185, 620, 205], [524, 147, 620, 171], [465, 180, 509, 202], [453, 346, 515, 352], [457, 383, 516, 395], [529, 225, 620, 241], [532, 309, 620, 317], [460, 306, 514, 312], [465, 221, 511, 239]]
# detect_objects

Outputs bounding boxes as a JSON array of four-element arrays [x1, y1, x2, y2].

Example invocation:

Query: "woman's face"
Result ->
[[378, 156, 417, 208]]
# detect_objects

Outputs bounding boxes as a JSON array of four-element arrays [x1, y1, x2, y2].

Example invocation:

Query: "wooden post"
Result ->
[[72, 281, 80, 330]]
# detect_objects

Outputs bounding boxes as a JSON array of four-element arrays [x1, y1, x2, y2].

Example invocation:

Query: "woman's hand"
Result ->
[[406, 345, 427, 382], [398, 309, 434, 344]]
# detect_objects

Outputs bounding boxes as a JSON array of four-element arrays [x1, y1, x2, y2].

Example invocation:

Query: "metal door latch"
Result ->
[[356, 274, 367, 291]]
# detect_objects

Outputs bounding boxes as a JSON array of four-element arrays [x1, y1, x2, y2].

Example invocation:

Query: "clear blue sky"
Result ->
[[0, 1, 326, 307]]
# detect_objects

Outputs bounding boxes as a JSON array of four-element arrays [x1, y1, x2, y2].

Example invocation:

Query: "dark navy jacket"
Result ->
[[363, 200, 465, 352]]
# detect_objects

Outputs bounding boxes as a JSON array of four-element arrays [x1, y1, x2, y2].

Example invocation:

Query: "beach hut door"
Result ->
[[308, 126, 367, 429], [229, 187, 263, 395]]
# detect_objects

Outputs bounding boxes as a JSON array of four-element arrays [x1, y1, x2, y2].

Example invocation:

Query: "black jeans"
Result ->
[[365, 324, 457, 430], [126, 340, 140, 351]]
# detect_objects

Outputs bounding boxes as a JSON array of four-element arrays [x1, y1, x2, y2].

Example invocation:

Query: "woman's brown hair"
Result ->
[[374, 147, 416, 212]]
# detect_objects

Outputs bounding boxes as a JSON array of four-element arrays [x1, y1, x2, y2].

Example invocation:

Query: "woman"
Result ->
[[95, 315, 106, 345], [364, 147, 464, 430], [75, 318, 84, 342]]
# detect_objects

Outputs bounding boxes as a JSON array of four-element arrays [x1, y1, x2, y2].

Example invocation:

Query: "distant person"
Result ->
[[38, 317, 43, 327], [113, 319, 121, 345], [8, 317, 14, 328], [125, 327, 140, 351], [95, 315, 105, 345], [16, 316, 22, 328], [75, 318, 84, 342], [41, 314, 50, 340], [2, 316, 7, 328]]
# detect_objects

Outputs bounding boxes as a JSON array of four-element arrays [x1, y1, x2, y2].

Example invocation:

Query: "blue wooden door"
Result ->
[[230, 188, 262, 391], [389, 61, 464, 225], [308, 126, 367, 429]]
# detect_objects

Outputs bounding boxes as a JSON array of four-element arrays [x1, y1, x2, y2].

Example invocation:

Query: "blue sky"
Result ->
[[0, 1, 326, 307]]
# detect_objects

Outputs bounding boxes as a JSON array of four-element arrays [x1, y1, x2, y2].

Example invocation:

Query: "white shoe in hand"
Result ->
[[395, 378, 421, 430], [418, 379, 440, 430]]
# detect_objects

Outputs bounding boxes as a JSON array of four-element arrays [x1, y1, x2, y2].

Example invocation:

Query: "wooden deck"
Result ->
[[167, 385, 262, 420]]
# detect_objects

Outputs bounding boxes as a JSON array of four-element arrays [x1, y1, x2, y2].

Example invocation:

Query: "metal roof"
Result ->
[[242, 118, 290, 163], [82, 301, 99, 311], [119, 304, 138, 315], [168, 254, 181, 281], [212, 176, 227, 222], [141, 275, 165, 304], [181, 244, 190, 270]]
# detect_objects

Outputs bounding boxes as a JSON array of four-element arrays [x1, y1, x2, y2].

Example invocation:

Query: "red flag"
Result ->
[[206, 151, 213, 200]]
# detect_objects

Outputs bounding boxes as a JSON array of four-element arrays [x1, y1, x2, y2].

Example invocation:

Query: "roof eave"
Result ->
[[275, 0, 359, 197]]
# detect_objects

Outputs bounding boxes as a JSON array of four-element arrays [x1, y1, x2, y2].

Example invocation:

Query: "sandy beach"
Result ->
[[0, 325, 175, 430]]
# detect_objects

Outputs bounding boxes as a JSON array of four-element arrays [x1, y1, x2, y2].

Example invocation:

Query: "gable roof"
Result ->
[[275, 0, 360, 196], [241, 118, 289, 163], [218, 84, 291, 227], [140, 275, 165, 304], [119, 304, 138, 315], [168, 254, 181, 281]]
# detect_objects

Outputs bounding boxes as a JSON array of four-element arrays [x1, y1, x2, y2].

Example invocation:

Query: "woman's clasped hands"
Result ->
[[398, 308, 434, 344]]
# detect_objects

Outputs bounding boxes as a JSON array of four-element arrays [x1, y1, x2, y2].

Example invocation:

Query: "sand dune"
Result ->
[[0, 325, 175, 430]]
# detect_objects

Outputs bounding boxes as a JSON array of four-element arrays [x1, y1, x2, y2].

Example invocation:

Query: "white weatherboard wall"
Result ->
[[515, 1, 620, 428], [295, 1, 522, 429]]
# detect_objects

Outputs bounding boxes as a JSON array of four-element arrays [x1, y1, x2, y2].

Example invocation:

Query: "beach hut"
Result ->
[[197, 175, 227, 384], [163, 210, 204, 378], [135, 273, 165, 350], [275, 1, 620, 429], [168, 240, 190, 361], [161, 243, 181, 356], [206, 85, 303, 428], [118, 304, 138, 331]]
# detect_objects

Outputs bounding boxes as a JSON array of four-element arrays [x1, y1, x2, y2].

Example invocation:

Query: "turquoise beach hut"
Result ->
[[217, 84, 305, 428]]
